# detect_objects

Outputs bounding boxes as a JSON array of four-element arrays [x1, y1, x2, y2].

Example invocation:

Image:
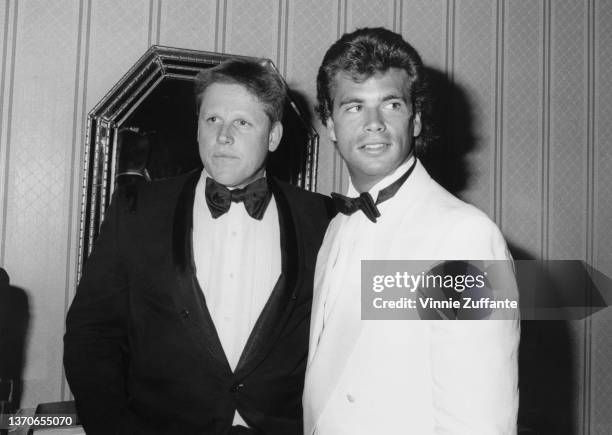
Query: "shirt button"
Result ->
[[346, 393, 355, 403], [229, 273, 234, 278], [231, 231, 237, 236]]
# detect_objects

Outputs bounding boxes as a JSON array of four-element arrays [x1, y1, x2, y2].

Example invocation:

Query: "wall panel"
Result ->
[[158, 0, 217, 51], [591, 1, 612, 434], [549, 0, 587, 261], [453, 0, 496, 217], [347, 0, 394, 31], [0, 1, 6, 99], [0, 0, 14, 262], [594, 0, 612, 276], [286, 0, 338, 194], [84, 0, 150, 112], [224, 0, 280, 61], [1, 0, 80, 408], [401, 0, 447, 71], [501, 0, 543, 257]]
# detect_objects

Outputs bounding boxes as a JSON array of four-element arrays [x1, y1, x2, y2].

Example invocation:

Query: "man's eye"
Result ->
[[385, 101, 402, 110], [346, 105, 362, 113], [206, 116, 218, 123], [236, 119, 250, 127]]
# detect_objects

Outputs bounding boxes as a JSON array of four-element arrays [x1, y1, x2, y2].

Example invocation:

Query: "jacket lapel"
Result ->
[[233, 177, 301, 377], [172, 170, 232, 373], [307, 216, 343, 365], [304, 215, 364, 433]]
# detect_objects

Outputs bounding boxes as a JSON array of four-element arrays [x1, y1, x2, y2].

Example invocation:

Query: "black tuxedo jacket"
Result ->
[[64, 171, 334, 435]]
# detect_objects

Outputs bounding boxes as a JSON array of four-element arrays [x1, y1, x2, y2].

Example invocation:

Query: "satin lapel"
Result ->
[[172, 170, 232, 373], [304, 216, 364, 432], [304, 274, 362, 433], [306, 216, 344, 365], [234, 178, 300, 377]]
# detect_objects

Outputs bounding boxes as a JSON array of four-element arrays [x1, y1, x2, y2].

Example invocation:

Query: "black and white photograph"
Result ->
[[0, 1, 611, 434]]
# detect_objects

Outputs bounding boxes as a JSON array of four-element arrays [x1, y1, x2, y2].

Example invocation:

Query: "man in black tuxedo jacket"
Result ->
[[64, 59, 334, 435]]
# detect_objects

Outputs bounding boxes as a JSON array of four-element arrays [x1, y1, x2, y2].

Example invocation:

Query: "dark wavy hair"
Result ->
[[194, 58, 286, 124], [316, 27, 434, 154]]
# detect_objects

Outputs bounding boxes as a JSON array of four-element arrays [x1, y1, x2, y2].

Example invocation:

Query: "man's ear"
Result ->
[[412, 112, 422, 137], [326, 118, 337, 142], [268, 121, 283, 152]]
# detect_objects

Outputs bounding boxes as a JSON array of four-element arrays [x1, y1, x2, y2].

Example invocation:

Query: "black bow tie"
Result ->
[[205, 177, 272, 220], [331, 159, 417, 223]]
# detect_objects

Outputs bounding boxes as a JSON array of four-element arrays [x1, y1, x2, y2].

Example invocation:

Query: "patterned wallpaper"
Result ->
[[0, 0, 610, 432]]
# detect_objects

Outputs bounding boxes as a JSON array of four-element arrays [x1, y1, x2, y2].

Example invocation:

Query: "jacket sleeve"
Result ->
[[64, 191, 135, 435], [430, 216, 520, 434]]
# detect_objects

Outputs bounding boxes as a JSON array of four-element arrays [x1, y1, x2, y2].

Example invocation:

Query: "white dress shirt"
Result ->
[[192, 171, 281, 426]]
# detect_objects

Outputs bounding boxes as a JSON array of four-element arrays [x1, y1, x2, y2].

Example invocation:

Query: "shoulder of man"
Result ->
[[416, 173, 495, 226], [271, 177, 337, 222], [114, 169, 200, 216], [412, 174, 510, 259], [441, 200, 509, 260]]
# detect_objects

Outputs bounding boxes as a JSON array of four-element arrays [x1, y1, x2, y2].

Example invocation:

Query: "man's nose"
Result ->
[[364, 108, 385, 132], [217, 124, 234, 144]]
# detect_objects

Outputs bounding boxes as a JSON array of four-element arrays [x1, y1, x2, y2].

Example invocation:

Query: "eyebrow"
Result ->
[[337, 93, 407, 107], [381, 93, 407, 102], [337, 97, 363, 106]]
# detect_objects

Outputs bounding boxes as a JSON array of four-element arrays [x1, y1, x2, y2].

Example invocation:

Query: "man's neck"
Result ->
[[204, 168, 266, 190], [350, 156, 414, 194], [351, 177, 379, 194]]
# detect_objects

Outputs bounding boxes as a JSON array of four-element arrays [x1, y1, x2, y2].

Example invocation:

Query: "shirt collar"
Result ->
[[200, 169, 267, 190]]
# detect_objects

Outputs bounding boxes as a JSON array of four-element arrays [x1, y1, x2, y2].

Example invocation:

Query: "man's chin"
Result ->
[[207, 172, 262, 188], [212, 177, 245, 188], [351, 164, 395, 180]]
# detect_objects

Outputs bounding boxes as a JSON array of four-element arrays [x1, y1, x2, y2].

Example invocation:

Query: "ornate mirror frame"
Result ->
[[78, 46, 318, 280]]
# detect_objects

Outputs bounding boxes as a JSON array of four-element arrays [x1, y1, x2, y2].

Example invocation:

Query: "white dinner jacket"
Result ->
[[303, 160, 519, 435]]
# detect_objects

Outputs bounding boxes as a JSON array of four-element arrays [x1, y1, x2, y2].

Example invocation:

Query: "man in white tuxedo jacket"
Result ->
[[303, 27, 519, 434]]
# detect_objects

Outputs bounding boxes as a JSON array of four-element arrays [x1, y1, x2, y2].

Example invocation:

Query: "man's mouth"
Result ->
[[213, 153, 239, 159], [359, 143, 389, 153]]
